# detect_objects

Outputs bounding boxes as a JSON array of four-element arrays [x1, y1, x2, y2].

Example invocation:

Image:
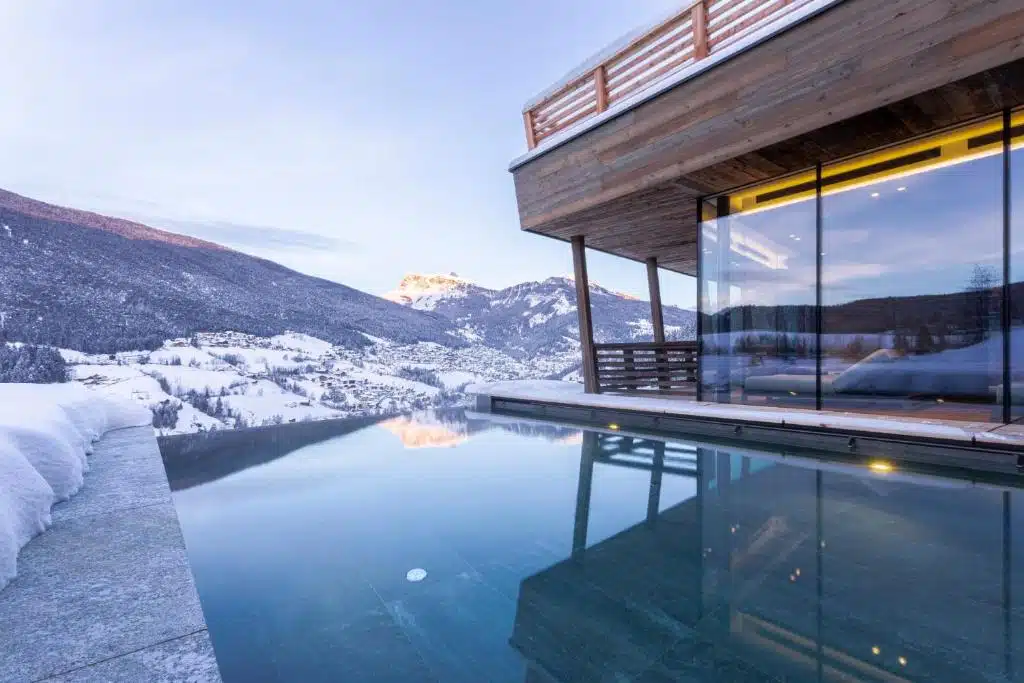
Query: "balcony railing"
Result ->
[[523, 0, 815, 149], [593, 341, 698, 396]]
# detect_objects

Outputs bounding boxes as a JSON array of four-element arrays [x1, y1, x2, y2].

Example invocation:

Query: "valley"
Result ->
[[0, 187, 696, 433], [65, 330, 582, 435]]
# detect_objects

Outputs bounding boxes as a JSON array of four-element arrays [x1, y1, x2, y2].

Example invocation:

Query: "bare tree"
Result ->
[[966, 264, 998, 345]]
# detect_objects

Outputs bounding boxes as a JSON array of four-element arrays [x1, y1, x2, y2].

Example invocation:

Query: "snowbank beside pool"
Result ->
[[0, 384, 151, 590]]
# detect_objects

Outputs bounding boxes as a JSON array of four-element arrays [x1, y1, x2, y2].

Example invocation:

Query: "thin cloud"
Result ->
[[138, 217, 359, 254]]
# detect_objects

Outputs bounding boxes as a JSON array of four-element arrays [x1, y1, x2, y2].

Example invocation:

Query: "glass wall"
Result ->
[[821, 117, 1004, 421], [698, 171, 817, 406], [699, 113, 1013, 422], [1011, 110, 1024, 420]]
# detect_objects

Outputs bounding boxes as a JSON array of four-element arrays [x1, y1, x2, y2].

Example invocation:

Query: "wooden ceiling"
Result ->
[[525, 183, 700, 275], [513, 0, 1024, 277]]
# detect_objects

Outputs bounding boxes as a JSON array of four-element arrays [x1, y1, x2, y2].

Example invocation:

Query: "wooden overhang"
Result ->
[[510, 0, 1024, 277]]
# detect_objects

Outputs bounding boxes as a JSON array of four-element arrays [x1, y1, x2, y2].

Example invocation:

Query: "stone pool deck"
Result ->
[[0, 426, 221, 683], [471, 381, 1024, 475]]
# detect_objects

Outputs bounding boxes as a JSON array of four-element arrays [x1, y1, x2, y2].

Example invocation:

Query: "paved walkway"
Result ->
[[0, 426, 221, 682], [470, 380, 1024, 447]]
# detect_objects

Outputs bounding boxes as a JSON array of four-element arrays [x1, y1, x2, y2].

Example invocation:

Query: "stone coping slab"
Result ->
[[469, 380, 1024, 454], [0, 426, 221, 683]]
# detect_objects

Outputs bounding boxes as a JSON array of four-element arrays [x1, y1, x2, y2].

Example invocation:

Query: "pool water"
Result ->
[[163, 410, 1024, 683]]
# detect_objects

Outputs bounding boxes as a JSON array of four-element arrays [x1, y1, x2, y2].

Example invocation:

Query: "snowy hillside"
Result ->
[[57, 331, 580, 435], [0, 188, 461, 353]]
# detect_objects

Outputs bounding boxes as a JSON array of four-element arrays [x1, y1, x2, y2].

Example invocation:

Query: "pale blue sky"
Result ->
[[0, 0, 696, 307]]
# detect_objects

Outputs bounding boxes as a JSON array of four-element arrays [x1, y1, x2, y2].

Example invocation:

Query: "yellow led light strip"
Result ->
[[728, 170, 815, 215], [724, 113, 1011, 215]]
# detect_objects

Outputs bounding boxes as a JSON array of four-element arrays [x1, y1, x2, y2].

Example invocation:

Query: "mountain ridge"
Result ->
[[0, 189, 461, 353], [0, 188, 696, 358], [0, 188, 228, 252], [383, 273, 697, 358]]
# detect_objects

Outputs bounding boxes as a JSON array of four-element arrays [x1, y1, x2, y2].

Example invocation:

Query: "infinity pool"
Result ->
[[162, 410, 1024, 682]]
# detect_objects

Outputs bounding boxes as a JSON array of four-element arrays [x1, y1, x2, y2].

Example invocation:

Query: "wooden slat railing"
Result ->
[[593, 341, 698, 396], [523, 0, 815, 149]]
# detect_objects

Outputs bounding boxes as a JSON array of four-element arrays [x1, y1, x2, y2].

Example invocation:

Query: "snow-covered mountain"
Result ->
[[384, 273, 697, 358], [0, 188, 460, 352], [383, 273, 489, 311]]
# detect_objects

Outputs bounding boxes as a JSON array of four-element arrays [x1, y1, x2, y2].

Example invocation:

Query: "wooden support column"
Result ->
[[523, 110, 537, 150], [692, 1, 709, 60], [594, 65, 609, 113], [646, 257, 666, 344], [572, 236, 599, 393], [647, 257, 669, 391]]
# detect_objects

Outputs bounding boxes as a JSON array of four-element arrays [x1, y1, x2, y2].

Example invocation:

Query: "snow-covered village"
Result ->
[[64, 329, 581, 435]]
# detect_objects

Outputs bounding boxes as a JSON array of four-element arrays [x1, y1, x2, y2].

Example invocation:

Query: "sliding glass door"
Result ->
[[820, 117, 1004, 421], [699, 112, 1017, 422], [698, 172, 817, 406]]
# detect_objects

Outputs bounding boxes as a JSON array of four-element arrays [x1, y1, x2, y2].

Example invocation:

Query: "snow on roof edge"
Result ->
[[520, 2, 700, 113], [511, 0, 847, 172]]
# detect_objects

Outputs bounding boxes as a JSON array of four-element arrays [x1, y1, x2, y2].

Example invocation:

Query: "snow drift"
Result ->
[[0, 384, 150, 590]]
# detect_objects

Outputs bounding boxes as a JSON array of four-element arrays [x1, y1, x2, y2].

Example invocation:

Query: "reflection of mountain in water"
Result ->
[[380, 417, 469, 449], [410, 408, 584, 445], [160, 409, 584, 489], [382, 412, 584, 449]]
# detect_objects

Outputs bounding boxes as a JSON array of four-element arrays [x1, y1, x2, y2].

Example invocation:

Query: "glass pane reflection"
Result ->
[[821, 117, 1004, 421], [1011, 110, 1024, 420], [699, 172, 818, 407]]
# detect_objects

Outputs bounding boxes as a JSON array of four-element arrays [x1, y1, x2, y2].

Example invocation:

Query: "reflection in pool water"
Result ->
[[162, 410, 1024, 682]]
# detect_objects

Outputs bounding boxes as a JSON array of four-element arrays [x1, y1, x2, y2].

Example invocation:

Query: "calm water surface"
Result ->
[[163, 411, 1024, 683]]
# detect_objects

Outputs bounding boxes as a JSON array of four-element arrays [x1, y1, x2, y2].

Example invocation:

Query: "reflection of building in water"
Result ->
[[511, 433, 1022, 682], [379, 416, 469, 449]]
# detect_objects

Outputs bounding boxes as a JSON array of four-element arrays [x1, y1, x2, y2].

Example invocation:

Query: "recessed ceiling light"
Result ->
[[897, 186, 907, 192], [871, 192, 880, 198]]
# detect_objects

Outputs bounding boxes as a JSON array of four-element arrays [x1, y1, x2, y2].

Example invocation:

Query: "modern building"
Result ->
[[506, 0, 1024, 428]]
